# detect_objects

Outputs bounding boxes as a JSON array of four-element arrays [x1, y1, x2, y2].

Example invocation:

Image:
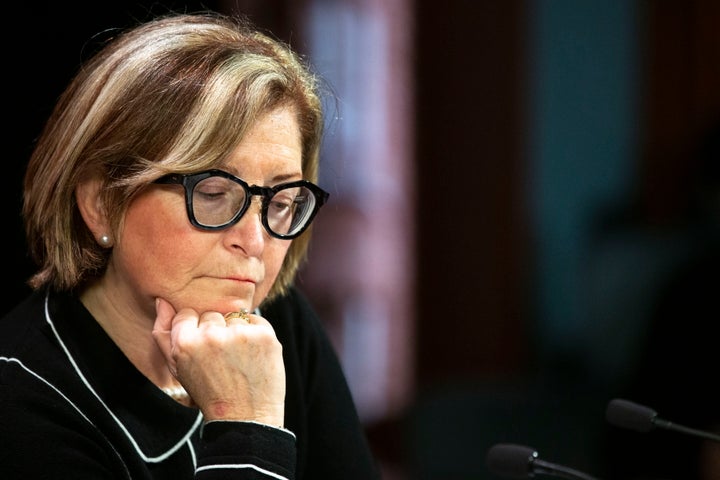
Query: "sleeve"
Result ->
[[197, 421, 296, 480], [263, 288, 382, 480]]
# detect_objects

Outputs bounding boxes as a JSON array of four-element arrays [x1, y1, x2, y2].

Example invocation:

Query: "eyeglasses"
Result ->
[[154, 169, 329, 239]]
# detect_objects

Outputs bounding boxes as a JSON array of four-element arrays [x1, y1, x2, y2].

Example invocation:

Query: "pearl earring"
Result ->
[[99, 235, 111, 247]]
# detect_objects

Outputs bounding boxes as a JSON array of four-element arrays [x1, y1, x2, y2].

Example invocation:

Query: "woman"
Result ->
[[0, 12, 380, 480]]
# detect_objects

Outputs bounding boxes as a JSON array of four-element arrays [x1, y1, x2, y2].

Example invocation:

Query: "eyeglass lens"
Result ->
[[192, 175, 317, 236]]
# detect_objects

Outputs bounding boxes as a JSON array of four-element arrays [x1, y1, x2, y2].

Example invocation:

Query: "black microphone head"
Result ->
[[486, 443, 537, 479], [606, 398, 657, 432]]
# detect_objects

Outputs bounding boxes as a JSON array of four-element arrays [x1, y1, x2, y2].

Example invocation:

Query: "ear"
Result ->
[[75, 176, 111, 246]]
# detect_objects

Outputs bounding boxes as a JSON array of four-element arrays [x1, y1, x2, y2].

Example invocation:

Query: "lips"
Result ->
[[223, 276, 257, 285]]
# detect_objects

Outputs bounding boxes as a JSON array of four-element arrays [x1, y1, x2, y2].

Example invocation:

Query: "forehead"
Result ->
[[221, 107, 303, 181]]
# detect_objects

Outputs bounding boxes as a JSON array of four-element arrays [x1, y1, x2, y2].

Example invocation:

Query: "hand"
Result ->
[[152, 297, 286, 426]]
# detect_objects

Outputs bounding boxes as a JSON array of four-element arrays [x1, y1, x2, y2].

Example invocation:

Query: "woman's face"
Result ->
[[110, 106, 301, 317]]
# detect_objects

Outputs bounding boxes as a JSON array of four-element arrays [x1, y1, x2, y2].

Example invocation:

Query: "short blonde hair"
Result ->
[[23, 12, 325, 304]]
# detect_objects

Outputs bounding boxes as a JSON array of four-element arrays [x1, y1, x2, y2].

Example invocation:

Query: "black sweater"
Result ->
[[0, 287, 380, 479]]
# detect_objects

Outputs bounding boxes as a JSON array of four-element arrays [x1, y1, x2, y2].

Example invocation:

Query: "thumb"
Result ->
[[152, 297, 177, 375]]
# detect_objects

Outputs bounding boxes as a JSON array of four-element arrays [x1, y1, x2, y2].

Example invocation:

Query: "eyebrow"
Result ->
[[269, 172, 304, 183], [220, 165, 303, 184]]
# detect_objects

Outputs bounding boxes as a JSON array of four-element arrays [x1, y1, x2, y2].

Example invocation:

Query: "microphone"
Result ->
[[606, 398, 720, 443], [486, 443, 600, 480]]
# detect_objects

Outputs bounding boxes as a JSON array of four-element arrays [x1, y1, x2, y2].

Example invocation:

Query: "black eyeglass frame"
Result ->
[[153, 169, 329, 239]]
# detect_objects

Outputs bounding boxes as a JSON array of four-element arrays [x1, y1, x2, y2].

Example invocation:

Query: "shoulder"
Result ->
[[0, 289, 90, 413], [0, 290, 103, 452], [260, 286, 324, 336], [0, 288, 50, 354]]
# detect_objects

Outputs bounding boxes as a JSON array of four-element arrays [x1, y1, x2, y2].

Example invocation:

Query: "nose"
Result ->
[[227, 197, 266, 254]]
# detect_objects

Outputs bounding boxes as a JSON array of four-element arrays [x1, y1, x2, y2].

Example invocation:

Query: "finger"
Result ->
[[224, 309, 251, 326], [242, 312, 273, 328], [197, 310, 227, 328]]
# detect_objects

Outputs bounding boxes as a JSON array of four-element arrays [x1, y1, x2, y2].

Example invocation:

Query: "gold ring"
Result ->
[[224, 309, 250, 323]]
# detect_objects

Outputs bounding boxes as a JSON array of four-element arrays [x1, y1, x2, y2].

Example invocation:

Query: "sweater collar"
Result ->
[[45, 289, 203, 461]]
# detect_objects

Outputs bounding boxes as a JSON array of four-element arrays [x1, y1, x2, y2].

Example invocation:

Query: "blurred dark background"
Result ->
[[6, 1, 719, 479]]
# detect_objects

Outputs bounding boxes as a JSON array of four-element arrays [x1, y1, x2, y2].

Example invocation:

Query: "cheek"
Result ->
[[254, 241, 291, 304], [115, 192, 200, 290]]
